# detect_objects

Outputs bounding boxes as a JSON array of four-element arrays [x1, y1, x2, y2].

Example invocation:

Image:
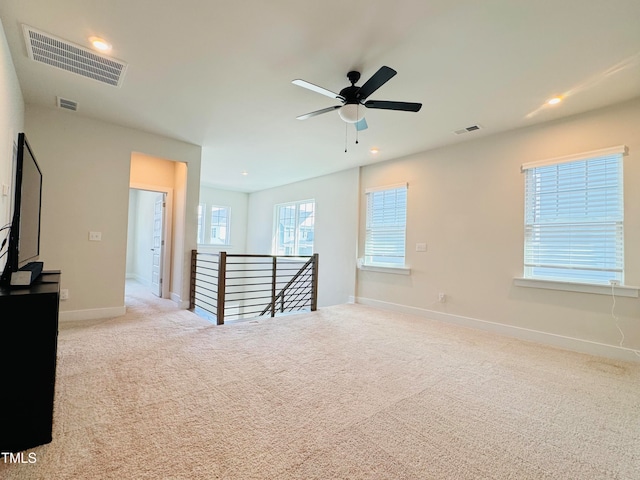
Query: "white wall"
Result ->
[[246, 168, 359, 307], [24, 105, 201, 318], [198, 185, 248, 254], [0, 18, 24, 266], [357, 98, 640, 359]]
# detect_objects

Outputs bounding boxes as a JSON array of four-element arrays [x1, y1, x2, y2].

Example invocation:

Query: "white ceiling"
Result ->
[[2, 0, 640, 192]]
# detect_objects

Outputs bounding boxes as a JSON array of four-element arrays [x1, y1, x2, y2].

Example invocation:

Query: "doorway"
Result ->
[[126, 187, 173, 298]]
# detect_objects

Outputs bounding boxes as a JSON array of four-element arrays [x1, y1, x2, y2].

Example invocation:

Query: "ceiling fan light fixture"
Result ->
[[338, 103, 365, 123]]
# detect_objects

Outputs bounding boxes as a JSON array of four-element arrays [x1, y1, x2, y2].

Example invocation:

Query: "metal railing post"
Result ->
[[216, 251, 226, 325]]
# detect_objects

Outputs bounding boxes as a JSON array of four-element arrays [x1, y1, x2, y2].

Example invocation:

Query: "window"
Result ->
[[522, 146, 626, 285], [364, 184, 407, 267], [197, 204, 231, 245], [274, 200, 315, 256], [210, 206, 230, 245]]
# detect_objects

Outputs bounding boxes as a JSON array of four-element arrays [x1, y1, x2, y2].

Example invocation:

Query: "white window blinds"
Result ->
[[365, 184, 407, 266], [522, 146, 626, 285]]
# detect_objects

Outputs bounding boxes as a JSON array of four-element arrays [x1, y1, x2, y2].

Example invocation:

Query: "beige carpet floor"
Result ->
[[2, 282, 639, 479]]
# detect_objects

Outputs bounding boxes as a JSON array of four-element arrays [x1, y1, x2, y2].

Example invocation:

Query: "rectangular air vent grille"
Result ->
[[23, 25, 127, 87], [454, 124, 482, 135], [57, 97, 78, 111]]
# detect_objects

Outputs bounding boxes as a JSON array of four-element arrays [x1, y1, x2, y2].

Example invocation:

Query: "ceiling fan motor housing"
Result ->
[[339, 85, 360, 104]]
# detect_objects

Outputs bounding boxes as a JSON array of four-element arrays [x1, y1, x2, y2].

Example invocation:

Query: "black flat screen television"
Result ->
[[1, 133, 43, 286]]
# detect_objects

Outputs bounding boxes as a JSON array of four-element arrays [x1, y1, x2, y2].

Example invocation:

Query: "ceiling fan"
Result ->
[[292, 66, 422, 131]]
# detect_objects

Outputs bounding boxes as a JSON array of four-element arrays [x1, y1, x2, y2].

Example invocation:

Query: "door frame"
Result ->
[[130, 182, 173, 299]]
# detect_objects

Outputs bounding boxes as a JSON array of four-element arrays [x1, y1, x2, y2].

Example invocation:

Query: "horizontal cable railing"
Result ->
[[190, 251, 318, 324]]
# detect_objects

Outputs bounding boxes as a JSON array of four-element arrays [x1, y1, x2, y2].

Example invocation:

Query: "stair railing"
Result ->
[[190, 251, 318, 325]]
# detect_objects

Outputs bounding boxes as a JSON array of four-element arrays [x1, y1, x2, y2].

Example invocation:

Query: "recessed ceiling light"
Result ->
[[241, 170, 249, 176], [370, 148, 379, 154], [547, 96, 562, 105], [89, 36, 112, 52]]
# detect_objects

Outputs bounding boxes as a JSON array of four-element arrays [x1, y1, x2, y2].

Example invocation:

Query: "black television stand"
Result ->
[[0, 271, 61, 452]]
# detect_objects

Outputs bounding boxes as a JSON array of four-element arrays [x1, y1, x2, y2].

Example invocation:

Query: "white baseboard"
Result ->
[[355, 297, 640, 363], [171, 291, 189, 309], [59, 305, 127, 322], [127, 273, 152, 288]]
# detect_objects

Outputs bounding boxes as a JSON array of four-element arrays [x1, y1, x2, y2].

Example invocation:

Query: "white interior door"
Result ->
[[151, 193, 166, 297]]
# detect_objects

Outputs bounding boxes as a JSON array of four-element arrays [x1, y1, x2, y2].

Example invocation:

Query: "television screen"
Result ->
[[16, 135, 42, 266], [0, 132, 43, 286]]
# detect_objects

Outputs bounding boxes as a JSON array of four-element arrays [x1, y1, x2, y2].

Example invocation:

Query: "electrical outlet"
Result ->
[[60, 289, 69, 300], [89, 231, 102, 241], [609, 279, 620, 286], [438, 292, 446, 303]]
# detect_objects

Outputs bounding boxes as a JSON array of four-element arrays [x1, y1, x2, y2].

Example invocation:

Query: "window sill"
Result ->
[[513, 277, 639, 298], [359, 264, 411, 275]]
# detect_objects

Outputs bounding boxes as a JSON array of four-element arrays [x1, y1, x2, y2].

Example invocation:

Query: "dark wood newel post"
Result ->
[[189, 249, 197, 310], [271, 256, 277, 317], [311, 253, 319, 311], [216, 251, 226, 325]]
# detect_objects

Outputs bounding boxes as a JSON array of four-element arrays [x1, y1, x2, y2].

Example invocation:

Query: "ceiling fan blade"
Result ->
[[364, 100, 422, 112], [356, 66, 397, 101], [292, 79, 345, 101], [296, 105, 341, 120], [355, 118, 368, 131]]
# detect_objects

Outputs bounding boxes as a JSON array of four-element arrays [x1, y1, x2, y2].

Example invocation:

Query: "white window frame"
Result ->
[[209, 205, 231, 245], [519, 145, 628, 290], [197, 204, 231, 246], [273, 199, 315, 256], [361, 183, 409, 273]]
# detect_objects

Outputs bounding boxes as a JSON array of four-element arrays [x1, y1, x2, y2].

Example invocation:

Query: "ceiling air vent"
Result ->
[[22, 25, 127, 87], [453, 124, 482, 135], [57, 97, 78, 111]]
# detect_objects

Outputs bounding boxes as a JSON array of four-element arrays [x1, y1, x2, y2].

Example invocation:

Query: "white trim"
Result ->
[[59, 305, 126, 322], [359, 264, 411, 275], [365, 182, 408, 193], [126, 272, 152, 288], [170, 291, 189, 309], [514, 277, 638, 297], [355, 296, 640, 363], [521, 145, 628, 171]]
